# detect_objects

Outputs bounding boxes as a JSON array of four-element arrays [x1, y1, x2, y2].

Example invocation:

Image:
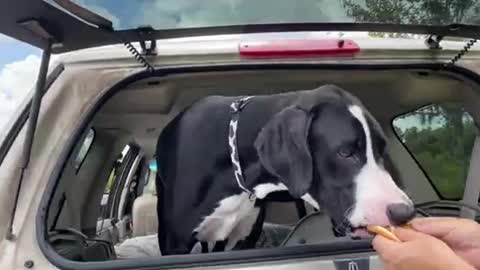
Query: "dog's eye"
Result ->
[[337, 146, 355, 158], [338, 139, 362, 158]]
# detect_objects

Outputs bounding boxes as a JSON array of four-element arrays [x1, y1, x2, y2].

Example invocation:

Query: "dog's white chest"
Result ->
[[194, 192, 259, 251]]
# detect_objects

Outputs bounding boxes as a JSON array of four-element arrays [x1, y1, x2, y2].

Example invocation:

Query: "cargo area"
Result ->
[[44, 66, 480, 262]]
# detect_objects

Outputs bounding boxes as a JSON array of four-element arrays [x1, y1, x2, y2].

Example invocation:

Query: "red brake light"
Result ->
[[238, 39, 360, 57]]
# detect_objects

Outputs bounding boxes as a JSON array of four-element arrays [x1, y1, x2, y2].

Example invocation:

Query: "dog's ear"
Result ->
[[255, 106, 313, 198]]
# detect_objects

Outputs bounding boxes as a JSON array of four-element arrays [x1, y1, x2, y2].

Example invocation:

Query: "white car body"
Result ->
[[0, 31, 480, 270]]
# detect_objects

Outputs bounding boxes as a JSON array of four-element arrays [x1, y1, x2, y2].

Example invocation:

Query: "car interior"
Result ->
[[45, 68, 480, 262]]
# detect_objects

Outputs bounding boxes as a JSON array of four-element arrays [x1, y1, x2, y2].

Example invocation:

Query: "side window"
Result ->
[[73, 129, 95, 172], [99, 145, 131, 222], [393, 104, 477, 200], [142, 159, 157, 195]]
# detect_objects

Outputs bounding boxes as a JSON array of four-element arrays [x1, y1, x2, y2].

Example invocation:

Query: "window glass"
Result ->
[[99, 145, 131, 222], [144, 159, 156, 187], [142, 159, 157, 195], [70, 0, 480, 30], [0, 34, 42, 141], [104, 145, 130, 194], [393, 104, 478, 199], [74, 129, 95, 172]]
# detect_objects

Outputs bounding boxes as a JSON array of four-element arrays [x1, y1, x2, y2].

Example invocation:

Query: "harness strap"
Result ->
[[228, 96, 255, 200]]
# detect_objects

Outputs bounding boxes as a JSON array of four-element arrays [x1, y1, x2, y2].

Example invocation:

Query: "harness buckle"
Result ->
[[231, 96, 254, 114]]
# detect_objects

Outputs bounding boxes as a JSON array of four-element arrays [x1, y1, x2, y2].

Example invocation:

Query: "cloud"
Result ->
[[0, 55, 41, 131], [0, 34, 14, 44], [0, 55, 40, 100], [0, 52, 59, 134]]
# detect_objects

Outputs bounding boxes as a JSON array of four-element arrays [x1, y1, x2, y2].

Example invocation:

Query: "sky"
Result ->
[[0, 34, 42, 134]]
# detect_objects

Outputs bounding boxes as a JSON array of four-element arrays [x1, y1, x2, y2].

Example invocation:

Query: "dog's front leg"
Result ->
[[200, 242, 209, 253], [212, 240, 227, 252]]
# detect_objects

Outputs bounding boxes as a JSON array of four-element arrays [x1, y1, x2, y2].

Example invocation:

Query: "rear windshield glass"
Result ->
[[67, 0, 480, 30]]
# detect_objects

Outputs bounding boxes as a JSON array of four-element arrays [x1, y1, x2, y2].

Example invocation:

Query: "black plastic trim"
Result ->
[[53, 22, 480, 53], [37, 62, 480, 270], [136, 159, 151, 197], [110, 145, 140, 221], [74, 128, 96, 174], [50, 192, 66, 231], [0, 63, 65, 166]]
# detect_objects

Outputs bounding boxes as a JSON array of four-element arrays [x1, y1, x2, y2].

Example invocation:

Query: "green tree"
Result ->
[[342, 0, 480, 37], [394, 104, 477, 199], [342, 0, 480, 199], [343, 0, 479, 24]]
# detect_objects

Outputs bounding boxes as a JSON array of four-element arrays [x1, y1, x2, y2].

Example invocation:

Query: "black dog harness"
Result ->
[[228, 96, 255, 200]]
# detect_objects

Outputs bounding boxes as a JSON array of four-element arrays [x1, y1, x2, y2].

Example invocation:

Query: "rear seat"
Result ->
[[115, 170, 160, 258], [123, 164, 319, 257], [132, 170, 158, 237]]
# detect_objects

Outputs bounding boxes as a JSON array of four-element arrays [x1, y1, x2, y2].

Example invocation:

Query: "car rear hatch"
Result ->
[[2, 0, 480, 54], [2, 1, 480, 270]]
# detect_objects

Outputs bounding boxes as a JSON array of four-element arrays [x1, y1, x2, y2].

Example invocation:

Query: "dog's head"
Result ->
[[254, 85, 414, 237]]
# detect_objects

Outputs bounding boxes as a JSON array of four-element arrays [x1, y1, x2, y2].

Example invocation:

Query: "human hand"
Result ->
[[410, 217, 480, 269], [372, 227, 476, 270]]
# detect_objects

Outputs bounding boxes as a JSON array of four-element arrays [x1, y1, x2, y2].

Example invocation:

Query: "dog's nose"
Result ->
[[386, 203, 415, 226]]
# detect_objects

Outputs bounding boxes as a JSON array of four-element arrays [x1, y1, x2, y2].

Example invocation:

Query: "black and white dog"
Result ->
[[155, 84, 415, 255]]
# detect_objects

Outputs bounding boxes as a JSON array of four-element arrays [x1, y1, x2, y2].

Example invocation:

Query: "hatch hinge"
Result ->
[[123, 26, 157, 74], [139, 39, 157, 56], [136, 26, 157, 56], [124, 41, 155, 73], [18, 19, 60, 47], [425, 35, 443, 50], [446, 38, 478, 67], [6, 31, 53, 241]]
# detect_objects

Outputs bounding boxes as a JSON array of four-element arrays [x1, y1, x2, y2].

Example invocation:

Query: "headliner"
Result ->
[[92, 68, 479, 158]]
